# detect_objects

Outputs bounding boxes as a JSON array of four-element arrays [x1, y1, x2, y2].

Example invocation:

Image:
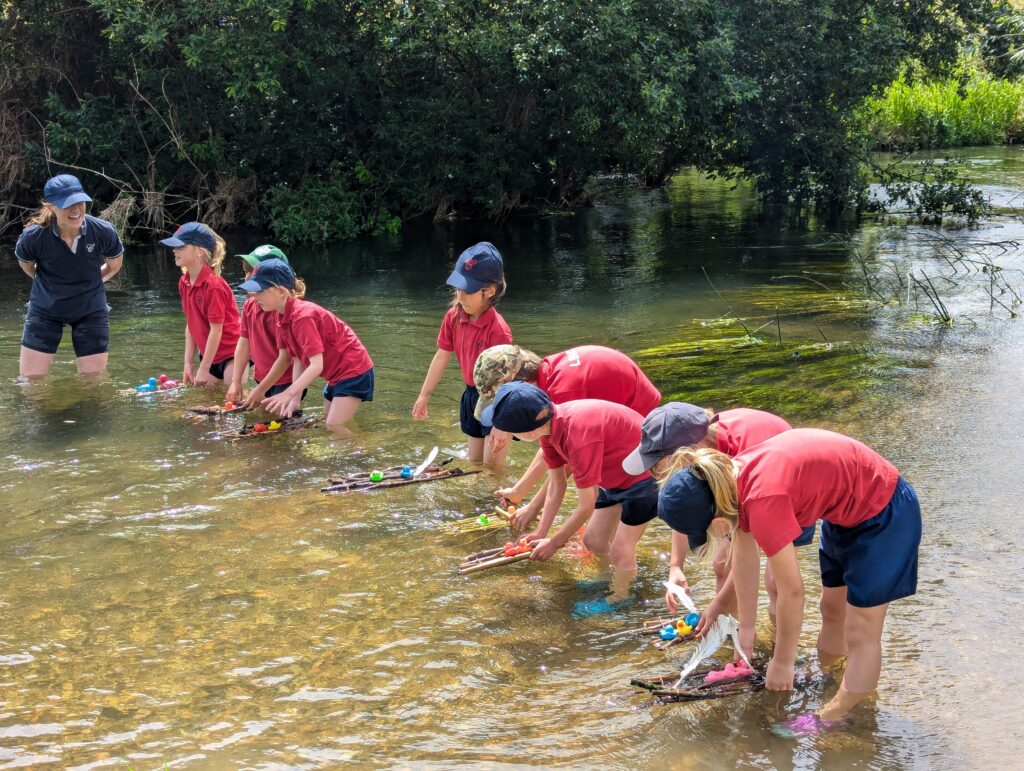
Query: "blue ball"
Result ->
[[685, 613, 700, 627]]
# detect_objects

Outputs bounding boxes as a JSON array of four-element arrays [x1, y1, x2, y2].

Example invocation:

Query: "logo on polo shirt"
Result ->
[[86, 243, 96, 253]]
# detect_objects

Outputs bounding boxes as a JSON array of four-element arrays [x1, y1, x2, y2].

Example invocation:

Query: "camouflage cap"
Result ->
[[473, 344, 529, 420]]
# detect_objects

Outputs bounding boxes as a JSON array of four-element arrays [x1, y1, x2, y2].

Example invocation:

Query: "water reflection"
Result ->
[[0, 148, 1022, 767]]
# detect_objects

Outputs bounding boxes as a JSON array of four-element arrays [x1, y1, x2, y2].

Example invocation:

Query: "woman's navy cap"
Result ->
[[658, 467, 716, 551], [446, 242, 504, 293], [480, 382, 552, 433], [160, 222, 216, 251], [43, 174, 92, 209], [237, 258, 296, 292]]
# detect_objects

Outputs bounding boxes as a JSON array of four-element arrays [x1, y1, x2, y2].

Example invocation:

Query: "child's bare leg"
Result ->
[[582, 504, 620, 556], [607, 521, 648, 600], [482, 432, 509, 467], [818, 602, 889, 721], [466, 436, 484, 462], [817, 585, 849, 669], [324, 396, 360, 437], [20, 347, 54, 378], [76, 352, 108, 377]]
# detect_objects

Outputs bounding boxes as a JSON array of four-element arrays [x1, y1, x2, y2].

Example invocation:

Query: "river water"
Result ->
[[0, 148, 1021, 769]]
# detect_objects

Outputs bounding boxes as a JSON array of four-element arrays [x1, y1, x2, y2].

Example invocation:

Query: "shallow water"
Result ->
[[1, 148, 1022, 769]]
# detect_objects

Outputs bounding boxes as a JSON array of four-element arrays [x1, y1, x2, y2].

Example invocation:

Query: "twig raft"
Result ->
[[321, 465, 480, 494], [187, 404, 247, 417], [631, 664, 766, 702], [220, 414, 321, 440], [325, 458, 453, 487], [444, 506, 513, 534], [458, 539, 534, 574], [118, 384, 188, 399]]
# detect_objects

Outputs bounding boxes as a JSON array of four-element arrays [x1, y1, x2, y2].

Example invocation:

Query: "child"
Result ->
[[15, 174, 125, 377], [657, 429, 921, 735], [620, 403, 797, 613], [236, 258, 373, 435], [226, 245, 305, 409], [160, 222, 242, 386], [483, 382, 657, 583], [412, 242, 512, 464], [476, 344, 661, 527]]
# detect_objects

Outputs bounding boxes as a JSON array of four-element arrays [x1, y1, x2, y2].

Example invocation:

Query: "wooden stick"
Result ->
[[221, 414, 321, 440], [321, 467, 480, 493], [325, 458, 454, 486], [458, 551, 533, 574], [187, 405, 247, 416]]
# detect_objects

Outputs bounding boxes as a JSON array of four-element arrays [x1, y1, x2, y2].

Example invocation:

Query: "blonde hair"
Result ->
[[448, 275, 507, 312], [27, 202, 57, 228], [289, 277, 307, 299], [177, 231, 226, 276], [659, 447, 739, 561]]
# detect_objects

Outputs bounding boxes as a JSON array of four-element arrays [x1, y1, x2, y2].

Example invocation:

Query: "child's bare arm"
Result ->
[[412, 349, 453, 419]]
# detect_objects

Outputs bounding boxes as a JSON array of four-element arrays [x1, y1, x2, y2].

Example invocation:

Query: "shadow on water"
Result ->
[[0, 148, 1022, 768]]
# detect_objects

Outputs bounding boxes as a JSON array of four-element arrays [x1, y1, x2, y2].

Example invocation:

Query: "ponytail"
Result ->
[[659, 448, 739, 561], [290, 277, 307, 299], [26, 202, 56, 228]]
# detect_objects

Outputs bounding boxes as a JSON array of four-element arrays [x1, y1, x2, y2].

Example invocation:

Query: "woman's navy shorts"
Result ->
[[22, 304, 109, 357], [460, 385, 491, 438], [596, 476, 659, 526], [323, 367, 374, 402], [819, 476, 921, 608]]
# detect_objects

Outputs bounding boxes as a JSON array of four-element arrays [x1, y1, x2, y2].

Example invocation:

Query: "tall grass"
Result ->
[[863, 68, 1024, 150]]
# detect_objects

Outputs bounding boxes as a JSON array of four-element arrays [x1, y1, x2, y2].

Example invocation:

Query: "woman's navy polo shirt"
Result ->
[[14, 214, 124, 320]]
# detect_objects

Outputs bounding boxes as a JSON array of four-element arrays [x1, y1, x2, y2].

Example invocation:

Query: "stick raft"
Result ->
[[631, 664, 766, 702], [321, 459, 481, 493], [458, 540, 534, 574], [187, 404, 247, 417], [220, 414, 321, 440]]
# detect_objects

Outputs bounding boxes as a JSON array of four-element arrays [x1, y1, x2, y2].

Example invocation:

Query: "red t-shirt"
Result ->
[[540, 400, 651, 490], [736, 429, 899, 557], [538, 346, 661, 415], [714, 408, 792, 456], [240, 297, 291, 385], [437, 306, 513, 386], [276, 297, 373, 385], [178, 265, 241, 364]]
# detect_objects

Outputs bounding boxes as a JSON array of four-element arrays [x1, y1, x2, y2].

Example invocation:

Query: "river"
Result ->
[[0, 148, 1021, 769]]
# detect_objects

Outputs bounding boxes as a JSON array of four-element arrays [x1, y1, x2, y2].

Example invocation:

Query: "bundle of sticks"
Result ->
[[219, 413, 321, 440], [631, 664, 766, 702], [598, 618, 699, 649], [321, 459, 481, 494], [118, 384, 188, 398], [444, 505, 514, 534], [458, 539, 534, 574], [187, 404, 247, 417]]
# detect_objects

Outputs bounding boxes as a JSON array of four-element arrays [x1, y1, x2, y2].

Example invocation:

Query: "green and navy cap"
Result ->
[[237, 244, 289, 269]]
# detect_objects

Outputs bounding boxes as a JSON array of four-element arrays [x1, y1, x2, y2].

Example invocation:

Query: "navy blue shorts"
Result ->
[[22, 304, 109, 357], [596, 476, 659, 527], [323, 367, 374, 402], [819, 476, 921, 608], [266, 383, 307, 400], [460, 385, 491, 438], [793, 523, 816, 547], [197, 354, 233, 381]]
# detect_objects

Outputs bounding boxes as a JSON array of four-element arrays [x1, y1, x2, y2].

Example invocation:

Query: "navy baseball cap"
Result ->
[[237, 258, 296, 291], [43, 174, 92, 209], [622, 403, 710, 475], [160, 222, 217, 250], [446, 242, 504, 293], [658, 467, 717, 551], [480, 382, 553, 433]]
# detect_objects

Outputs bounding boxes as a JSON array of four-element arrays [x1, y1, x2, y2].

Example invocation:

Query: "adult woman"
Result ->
[[14, 174, 124, 377], [657, 428, 921, 734]]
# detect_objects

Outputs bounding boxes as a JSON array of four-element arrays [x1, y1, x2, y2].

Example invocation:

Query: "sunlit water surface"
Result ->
[[1, 148, 1022, 769]]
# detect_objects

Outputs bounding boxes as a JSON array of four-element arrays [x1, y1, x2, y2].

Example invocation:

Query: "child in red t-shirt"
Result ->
[[657, 428, 921, 735], [226, 245, 302, 408], [237, 259, 374, 436], [484, 382, 659, 583], [412, 242, 512, 464], [160, 222, 242, 386]]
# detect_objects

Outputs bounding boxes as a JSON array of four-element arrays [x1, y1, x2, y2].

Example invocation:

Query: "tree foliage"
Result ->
[[0, 0, 1003, 241]]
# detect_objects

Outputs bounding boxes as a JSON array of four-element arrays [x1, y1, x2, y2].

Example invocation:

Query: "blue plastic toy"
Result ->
[[400, 465, 413, 479], [685, 612, 700, 627], [148, 377, 157, 388], [659, 625, 679, 641]]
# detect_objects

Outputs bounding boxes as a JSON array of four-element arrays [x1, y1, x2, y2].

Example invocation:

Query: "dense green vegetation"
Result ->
[[0, 0, 1010, 242]]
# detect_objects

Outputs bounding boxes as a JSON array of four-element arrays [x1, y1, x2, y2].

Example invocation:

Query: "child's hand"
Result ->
[[664, 569, 689, 613], [486, 428, 510, 454], [765, 659, 794, 691], [411, 394, 430, 420], [182, 363, 196, 385], [494, 488, 523, 507], [262, 391, 293, 416], [241, 389, 263, 410], [694, 593, 723, 638], [196, 369, 220, 387], [510, 502, 539, 531], [528, 537, 560, 562], [225, 383, 242, 403]]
